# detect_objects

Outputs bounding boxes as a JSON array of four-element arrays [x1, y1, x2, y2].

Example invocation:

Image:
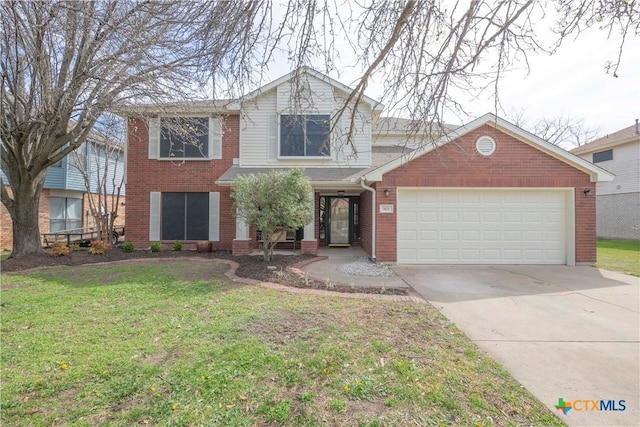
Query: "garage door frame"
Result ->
[[396, 187, 576, 265]]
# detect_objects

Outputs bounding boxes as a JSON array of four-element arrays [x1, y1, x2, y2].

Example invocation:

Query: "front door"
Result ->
[[329, 197, 350, 245]]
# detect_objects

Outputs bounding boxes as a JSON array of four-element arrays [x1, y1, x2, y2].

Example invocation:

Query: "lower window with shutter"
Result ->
[[161, 193, 209, 240]]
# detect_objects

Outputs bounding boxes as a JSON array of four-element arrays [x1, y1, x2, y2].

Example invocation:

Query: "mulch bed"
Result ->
[[1, 248, 408, 295]]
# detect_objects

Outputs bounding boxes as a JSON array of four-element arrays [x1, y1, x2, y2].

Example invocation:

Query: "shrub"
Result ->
[[49, 242, 70, 257], [122, 242, 135, 253], [173, 240, 182, 251], [150, 242, 161, 252], [68, 243, 80, 252], [88, 240, 110, 255]]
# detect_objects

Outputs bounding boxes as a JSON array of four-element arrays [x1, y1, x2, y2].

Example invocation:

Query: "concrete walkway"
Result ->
[[398, 265, 640, 427], [300, 246, 409, 290]]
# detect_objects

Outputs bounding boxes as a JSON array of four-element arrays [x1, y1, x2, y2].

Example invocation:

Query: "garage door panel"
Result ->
[[462, 211, 480, 222], [525, 230, 543, 240], [462, 230, 480, 240], [461, 250, 480, 261], [440, 230, 459, 241], [398, 211, 417, 222], [397, 189, 568, 264], [420, 211, 437, 222], [524, 211, 543, 223], [504, 231, 522, 241], [440, 211, 460, 222], [504, 212, 522, 222], [483, 212, 501, 222], [480, 230, 500, 241], [420, 230, 437, 240]]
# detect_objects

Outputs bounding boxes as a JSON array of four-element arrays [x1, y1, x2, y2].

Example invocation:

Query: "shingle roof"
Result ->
[[571, 123, 640, 155], [372, 116, 458, 135], [118, 99, 237, 115], [364, 112, 615, 183], [216, 166, 368, 185]]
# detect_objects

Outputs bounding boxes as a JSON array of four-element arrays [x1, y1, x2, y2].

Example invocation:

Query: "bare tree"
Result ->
[[509, 109, 602, 148], [1, 1, 276, 257], [70, 114, 124, 245], [2, 0, 637, 257]]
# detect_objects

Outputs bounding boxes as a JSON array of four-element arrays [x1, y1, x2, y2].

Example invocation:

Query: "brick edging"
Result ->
[[5, 256, 424, 302]]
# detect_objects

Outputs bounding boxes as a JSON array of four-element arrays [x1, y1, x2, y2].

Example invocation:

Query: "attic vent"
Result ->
[[476, 136, 496, 156]]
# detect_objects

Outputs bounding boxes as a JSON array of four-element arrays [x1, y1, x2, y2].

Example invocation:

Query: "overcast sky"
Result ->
[[263, 16, 639, 139], [451, 26, 640, 137]]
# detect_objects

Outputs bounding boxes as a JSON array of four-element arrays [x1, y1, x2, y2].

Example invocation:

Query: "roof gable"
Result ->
[[240, 67, 384, 111], [364, 113, 614, 183]]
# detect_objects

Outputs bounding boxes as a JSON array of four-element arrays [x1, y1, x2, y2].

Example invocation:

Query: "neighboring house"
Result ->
[[123, 67, 612, 265], [0, 135, 126, 252], [571, 122, 640, 240]]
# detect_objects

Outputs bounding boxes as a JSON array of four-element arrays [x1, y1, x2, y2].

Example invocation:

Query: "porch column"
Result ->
[[301, 190, 318, 255], [232, 211, 252, 255]]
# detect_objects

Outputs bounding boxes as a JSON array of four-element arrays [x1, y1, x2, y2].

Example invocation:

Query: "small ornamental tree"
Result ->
[[232, 168, 313, 262]]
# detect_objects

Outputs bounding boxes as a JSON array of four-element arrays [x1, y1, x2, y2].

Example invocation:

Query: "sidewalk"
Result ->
[[300, 246, 409, 290]]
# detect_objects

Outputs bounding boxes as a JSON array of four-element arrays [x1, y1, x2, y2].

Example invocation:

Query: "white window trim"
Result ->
[[277, 113, 332, 159], [150, 191, 220, 241], [152, 116, 219, 161]]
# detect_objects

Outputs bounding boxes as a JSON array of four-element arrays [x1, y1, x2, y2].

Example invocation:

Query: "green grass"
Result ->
[[596, 239, 640, 276], [1, 260, 564, 426]]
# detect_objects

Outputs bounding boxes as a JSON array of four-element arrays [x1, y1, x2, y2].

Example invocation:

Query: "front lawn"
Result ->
[[596, 239, 640, 277], [1, 260, 563, 426]]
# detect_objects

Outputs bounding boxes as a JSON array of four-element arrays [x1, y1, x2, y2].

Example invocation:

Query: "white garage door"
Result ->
[[397, 189, 568, 264]]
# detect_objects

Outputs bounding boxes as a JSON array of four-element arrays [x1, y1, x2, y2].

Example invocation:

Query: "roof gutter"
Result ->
[[360, 177, 376, 262]]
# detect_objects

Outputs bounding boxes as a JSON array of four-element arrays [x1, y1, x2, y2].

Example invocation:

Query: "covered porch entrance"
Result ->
[[319, 194, 360, 247]]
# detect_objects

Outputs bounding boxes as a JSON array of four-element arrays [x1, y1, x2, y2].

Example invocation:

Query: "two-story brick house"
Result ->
[[124, 68, 612, 265]]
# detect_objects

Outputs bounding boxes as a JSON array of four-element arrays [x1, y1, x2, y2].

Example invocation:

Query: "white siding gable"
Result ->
[[579, 142, 640, 195], [239, 74, 372, 167]]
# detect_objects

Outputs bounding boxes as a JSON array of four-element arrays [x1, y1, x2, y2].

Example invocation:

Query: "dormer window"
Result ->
[[280, 114, 330, 157]]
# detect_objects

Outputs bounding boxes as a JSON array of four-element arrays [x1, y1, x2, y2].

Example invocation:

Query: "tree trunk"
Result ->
[[262, 240, 272, 262], [7, 178, 45, 258]]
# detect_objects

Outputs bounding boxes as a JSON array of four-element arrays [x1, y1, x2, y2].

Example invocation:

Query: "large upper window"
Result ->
[[280, 114, 330, 157], [161, 192, 209, 240], [50, 197, 82, 232], [592, 149, 613, 163], [160, 117, 209, 159]]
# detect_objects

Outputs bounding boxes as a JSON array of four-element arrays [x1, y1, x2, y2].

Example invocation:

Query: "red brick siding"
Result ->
[[125, 115, 239, 249], [377, 125, 595, 263], [300, 239, 318, 255]]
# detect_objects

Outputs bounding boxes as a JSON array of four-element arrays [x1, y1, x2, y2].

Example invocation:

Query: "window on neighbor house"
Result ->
[[159, 117, 209, 159], [592, 149, 613, 163], [161, 193, 209, 240], [49, 197, 83, 232], [280, 114, 330, 157]]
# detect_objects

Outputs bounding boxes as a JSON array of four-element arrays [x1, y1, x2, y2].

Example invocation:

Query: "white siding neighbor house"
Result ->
[[571, 121, 640, 240]]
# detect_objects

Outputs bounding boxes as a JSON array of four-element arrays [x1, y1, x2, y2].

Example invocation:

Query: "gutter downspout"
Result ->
[[360, 177, 376, 262]]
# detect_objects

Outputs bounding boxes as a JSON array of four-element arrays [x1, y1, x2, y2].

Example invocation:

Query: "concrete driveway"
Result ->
[[396, 265, 639, 427]]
